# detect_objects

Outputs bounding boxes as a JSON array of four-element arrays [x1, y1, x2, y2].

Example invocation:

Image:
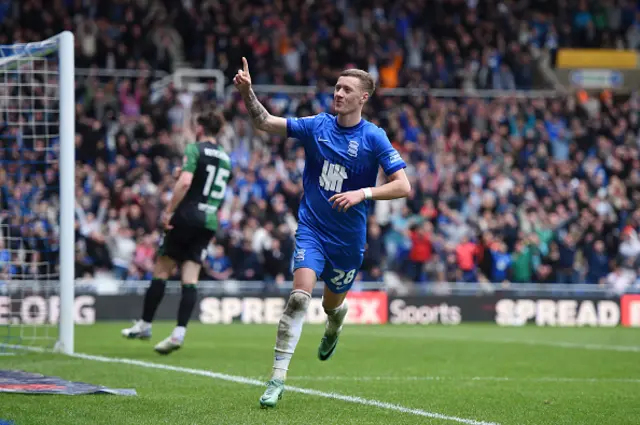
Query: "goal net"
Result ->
[[0, 32, 75, 355]]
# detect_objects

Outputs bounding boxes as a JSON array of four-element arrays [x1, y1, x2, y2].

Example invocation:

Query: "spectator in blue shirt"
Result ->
[[490, 242, 512, 283], [204, 245, 233, 281]]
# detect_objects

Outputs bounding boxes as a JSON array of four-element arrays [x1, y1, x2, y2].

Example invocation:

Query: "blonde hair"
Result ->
[[340, 69, 376, 96]]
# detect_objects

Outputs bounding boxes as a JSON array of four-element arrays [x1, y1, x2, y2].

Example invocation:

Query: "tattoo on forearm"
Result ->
[[243, 89, 269, 127]]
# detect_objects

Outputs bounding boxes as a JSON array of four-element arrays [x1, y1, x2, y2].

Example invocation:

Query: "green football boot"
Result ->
[[259, 379, 285, 408], [317, 332, 340, 361], [318, 302, 348, 361]]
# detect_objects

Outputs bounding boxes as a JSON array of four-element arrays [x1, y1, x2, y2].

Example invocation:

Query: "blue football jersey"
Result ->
[[286, 112, 407, 252]]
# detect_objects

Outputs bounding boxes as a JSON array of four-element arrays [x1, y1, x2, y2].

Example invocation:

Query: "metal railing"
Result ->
[[1, 280, 634, 297], [150, 68, 226, 99], [74, 67, 566, 101], [74, 67, 226, 100], [103, 281, 639, 297], [225, 84, 563, 99], [75, 68, 169, 79]]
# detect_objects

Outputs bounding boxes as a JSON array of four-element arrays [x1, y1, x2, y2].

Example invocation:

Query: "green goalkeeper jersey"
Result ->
[[172, 141, 232, 232]]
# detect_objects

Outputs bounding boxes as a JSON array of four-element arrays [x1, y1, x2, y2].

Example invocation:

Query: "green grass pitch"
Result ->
[[2, 323, 640, 425]]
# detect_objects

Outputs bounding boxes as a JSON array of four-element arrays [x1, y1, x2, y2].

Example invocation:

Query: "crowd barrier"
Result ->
[[3, 292, 639, 328]]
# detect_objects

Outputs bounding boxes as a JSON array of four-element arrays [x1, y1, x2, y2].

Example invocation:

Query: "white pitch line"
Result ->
[[353, 331, 640, 352], [281, 376, 640, 384], [1, 344, 499, 425], [521, 340, 640, 352]]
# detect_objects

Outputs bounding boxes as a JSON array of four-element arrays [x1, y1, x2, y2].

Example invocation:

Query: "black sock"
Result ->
[[177, 284, 197, 327], [141, 278, 166, 323]]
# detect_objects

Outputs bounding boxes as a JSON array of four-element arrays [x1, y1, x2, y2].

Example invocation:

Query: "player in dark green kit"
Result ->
[[121, 111, 232, 355]]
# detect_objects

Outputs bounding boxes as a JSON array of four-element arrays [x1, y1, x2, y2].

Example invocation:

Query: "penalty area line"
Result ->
[[2, 343, 500, 425], [354, 330, 640, 353], [282, 376, 640, 384]]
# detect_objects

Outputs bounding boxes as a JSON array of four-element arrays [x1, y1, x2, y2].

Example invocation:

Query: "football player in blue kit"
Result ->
[[234, 58, 411, 408]]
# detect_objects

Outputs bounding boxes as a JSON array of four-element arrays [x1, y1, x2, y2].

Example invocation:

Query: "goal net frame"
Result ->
[[0, 31, 75, 354]]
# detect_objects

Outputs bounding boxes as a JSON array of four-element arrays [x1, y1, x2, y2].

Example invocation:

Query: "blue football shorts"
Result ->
[[292, 224, 364, 294]]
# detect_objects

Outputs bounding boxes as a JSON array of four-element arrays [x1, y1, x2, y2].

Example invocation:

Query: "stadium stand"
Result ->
[[1, 0, 640, 295]]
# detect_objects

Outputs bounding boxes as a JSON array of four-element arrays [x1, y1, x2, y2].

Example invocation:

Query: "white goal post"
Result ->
[[0, 31, 75, 354]]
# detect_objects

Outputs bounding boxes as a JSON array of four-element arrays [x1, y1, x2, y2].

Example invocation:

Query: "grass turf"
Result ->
[[1, 323, 639, 425]]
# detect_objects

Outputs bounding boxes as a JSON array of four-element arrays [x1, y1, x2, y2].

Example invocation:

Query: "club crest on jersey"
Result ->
[[294, 248, 306, 262], [347, 140, 359, 157]]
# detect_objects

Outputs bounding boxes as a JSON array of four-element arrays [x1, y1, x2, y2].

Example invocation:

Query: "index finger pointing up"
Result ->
[[242, 57, 249, 73]]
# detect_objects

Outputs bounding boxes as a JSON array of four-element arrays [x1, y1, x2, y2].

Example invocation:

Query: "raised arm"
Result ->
[[234, 57, 287, 136], [240, 87, 287, 136]]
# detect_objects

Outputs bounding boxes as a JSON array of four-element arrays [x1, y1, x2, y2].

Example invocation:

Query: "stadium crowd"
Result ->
[[1, 0, 640, 294]]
